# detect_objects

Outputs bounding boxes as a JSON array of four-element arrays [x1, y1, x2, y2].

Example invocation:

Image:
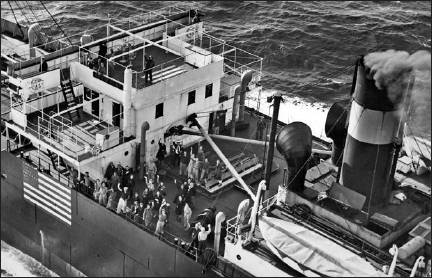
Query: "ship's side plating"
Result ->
[[1, 151, 207, 277]]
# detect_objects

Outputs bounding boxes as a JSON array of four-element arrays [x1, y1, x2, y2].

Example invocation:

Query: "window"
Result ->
[[155, 103, 164, 118], [205, 83, 213, 98], [188, 90, 196, 105]]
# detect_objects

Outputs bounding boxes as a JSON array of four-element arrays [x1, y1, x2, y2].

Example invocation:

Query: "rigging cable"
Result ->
[[24, 1, 58, 51], [7, 1, 24, 37], [25, 2, 57, 39], [407, 119, 431, 158], [39, 1, 72, 45], [14, 1, 47, 48]]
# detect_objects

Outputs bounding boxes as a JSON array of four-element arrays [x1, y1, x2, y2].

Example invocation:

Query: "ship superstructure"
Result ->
[[1, 4, 265, 276], [2, 5, 263, 185]]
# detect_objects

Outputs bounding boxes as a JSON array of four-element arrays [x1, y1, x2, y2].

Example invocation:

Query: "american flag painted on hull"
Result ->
[[23, 162, 71, 225]]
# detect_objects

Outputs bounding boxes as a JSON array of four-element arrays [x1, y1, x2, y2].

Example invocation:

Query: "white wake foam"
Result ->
[[1, 240, 58, 277]]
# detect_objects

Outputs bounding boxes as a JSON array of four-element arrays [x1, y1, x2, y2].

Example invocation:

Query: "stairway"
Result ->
[[60, 80, 80, 122], [47, 149, 69, 176]]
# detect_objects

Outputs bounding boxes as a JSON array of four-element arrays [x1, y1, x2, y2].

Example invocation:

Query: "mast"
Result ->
[[264, 92, 282, 198]]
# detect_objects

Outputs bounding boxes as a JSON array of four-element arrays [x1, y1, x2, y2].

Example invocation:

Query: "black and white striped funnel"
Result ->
[[340, 56, 412, 209]]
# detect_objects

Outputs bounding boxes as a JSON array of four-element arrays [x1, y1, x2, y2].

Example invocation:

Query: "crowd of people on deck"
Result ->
[[68, 139, 225, 259]]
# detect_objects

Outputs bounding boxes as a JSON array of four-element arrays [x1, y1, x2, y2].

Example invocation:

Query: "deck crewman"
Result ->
[[144, 55, 155, 83], [39, 56, 48, 72]]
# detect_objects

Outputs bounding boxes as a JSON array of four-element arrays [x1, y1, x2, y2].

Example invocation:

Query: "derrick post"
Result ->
[[264, 93, 282, 198]]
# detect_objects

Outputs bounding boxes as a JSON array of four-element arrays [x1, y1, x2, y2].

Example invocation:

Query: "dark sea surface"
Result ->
[[1, 1, 431, 276]]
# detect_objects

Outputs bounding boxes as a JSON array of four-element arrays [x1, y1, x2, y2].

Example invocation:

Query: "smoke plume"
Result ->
[[365, 50, 431, 87], [364, 49, 431, 103]]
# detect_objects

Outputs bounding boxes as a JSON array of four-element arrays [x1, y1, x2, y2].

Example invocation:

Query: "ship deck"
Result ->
[[105, 44, 198, 89], [1, 99, 322, 274]]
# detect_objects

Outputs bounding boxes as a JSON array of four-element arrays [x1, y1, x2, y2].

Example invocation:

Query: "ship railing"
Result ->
[[108, 4, 189, 31], [110, 3, 202, 32], [225, 194, 278, 243], [36, 115, 83, 158], [11, 47, 80, 79], [132, 56, 185, 90], [78, 48, 126, 87], [22, 150, 71, 188], [77, 187, 200, 261], [245, 95, 260, 112]]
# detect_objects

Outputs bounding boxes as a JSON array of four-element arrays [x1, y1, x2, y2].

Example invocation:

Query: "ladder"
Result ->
[[47, 149, 70, 176], [60, 79, 80, 122]]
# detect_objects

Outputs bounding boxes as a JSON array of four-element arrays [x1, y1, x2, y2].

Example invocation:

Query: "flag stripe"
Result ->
[[23, 194, 71, 225], [37, 183, 71, 209], [39, 174, 70, 195], [38, 177, 71, 200], [23, 185, 71, 217], [23, 163, 72, 226], [26, 182, 71, 212]]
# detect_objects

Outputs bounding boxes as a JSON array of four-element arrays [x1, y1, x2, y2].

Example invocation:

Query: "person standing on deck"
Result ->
[[169, 141, 177, 168], [116, 184, 129, 214], [143, 202, 154, 228], [256, 116, 266, 140], [98, 40, 107, 59], [97, 181, 108, 206], [122, 165, 133, 186], [149, 140, 158, 161], [155, 205, 167, 236], [93, 179, 101, 200], [198, 224, 212, 257], [174, 195, 185, 222], [144, 176, 155, 196], [188, 153, 197, 181], [185, 182, 196, 209], [126, 175, 135, 199], [213, 114, 220, 135], [193, 158, 201, 183], [200, 158, 210, 184], [183, 202, 192, 230], [174, 141, 182, 167], [197, 145, 205, 162], [179, 151, 189, 176], [106, 173, 120, 210], [135, 202, 145, 225], [141, 188, 151, 208], [98, 60, 106, 75], [156, 138, 167, 168], [104, 161, 116, 180], [144, 55, 155, 83], [39, 56, 48, 72], [147, 159, 157, 182], [84, 172, 92, 197]]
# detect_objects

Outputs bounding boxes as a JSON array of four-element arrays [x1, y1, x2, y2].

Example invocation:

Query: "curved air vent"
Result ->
[[276, 122, 312, 192], [325, 102, 348, 166]]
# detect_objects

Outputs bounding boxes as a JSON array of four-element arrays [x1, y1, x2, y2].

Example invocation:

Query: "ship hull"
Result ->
[[1, 151, 207, 277]]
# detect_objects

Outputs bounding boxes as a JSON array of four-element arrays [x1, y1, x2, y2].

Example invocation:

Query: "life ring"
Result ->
[[91, 145, 101, 156], [186, 27, 194, 39]]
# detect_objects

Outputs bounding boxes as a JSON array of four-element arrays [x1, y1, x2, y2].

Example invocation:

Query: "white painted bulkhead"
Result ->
[[223, 239, 290, 277], [132, 58, 225, 163]]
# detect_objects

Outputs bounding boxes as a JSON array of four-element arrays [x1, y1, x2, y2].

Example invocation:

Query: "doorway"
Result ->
[[91, 91, 100, 118], [112, 101, 123, 127]]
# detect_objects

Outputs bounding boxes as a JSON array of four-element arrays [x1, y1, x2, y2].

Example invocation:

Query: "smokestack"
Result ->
[[340, 54, 414, 209], [325, 102, 348, 166], [139, 121, 150, 180], [276, 122, 312, 192]]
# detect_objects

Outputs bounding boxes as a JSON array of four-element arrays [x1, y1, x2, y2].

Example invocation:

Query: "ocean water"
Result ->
[[1, 1, 431, 276]]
